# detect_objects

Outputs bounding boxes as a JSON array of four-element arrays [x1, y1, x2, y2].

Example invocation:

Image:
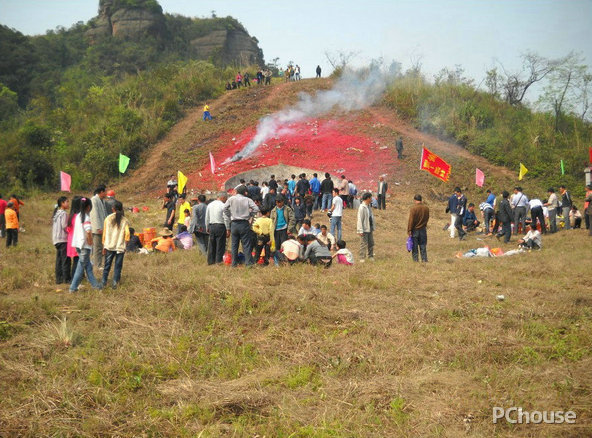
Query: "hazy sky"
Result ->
[[1, 0, 591, 94]]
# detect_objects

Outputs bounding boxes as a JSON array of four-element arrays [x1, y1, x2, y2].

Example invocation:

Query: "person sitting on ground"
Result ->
[[126, 227, 142, 253], [316, 224, 336, 250], [225, 82, 232, 91], [333, 239, 354, 265], [298, 219, 314, 236], [151, 228, 176, 253], [517, 223, 542, 250], [311, 223, 321, 235], [570, 205, 582, 229], [463, 203, 480, 232], [303, 234, 332, 267], [174, 225, 194, 250], [253, 208, 272, 265]]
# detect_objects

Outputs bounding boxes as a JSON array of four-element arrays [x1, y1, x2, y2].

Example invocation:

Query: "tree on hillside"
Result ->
[[538, 52, 589, 131], [492, 52, 560, 106]]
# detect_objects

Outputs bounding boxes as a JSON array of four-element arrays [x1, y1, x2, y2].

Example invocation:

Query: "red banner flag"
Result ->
[[420, 146, 451, 182], [60, 171, 71, 192], [589, 146, 592, 164]]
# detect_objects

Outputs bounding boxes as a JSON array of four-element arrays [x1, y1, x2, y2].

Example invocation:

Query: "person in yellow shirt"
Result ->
[[177, 195, 191, 233], [252, 209, 272, 265], [203, 103, 212, 121], [5, 201, 18, 247]]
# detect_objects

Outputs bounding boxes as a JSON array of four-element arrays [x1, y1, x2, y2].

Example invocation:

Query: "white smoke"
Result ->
[[223, 65, 396, 164]]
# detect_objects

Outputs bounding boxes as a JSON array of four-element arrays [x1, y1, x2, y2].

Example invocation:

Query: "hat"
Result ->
[[159, 228, 173, 236], [106, 190, 115, 197]]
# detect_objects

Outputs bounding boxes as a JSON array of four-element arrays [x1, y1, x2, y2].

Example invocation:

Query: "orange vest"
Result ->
[[5, 208, 18, 229]]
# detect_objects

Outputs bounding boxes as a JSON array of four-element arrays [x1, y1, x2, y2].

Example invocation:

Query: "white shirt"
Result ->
[[260, 186, 269, 198], [529, 199, 543, 209], [332, 196, 344, 217], [524, 229, 542, 248], [71, 213, 92, 250], [205, 199, 228, 229]]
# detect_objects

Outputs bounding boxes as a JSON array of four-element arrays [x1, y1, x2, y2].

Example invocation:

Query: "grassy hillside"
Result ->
[[1, 192, 590, 436]]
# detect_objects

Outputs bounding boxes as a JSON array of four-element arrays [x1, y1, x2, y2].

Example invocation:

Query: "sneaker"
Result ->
[[111, 283, 117, 290], [459, 235, 466, 241]]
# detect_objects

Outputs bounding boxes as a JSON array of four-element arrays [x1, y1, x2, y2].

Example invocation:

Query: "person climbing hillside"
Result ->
[[203, 103, 212, 121]]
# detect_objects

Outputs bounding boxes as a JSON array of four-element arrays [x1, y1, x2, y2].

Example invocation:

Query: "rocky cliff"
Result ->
[[86, 0, 264, 66]]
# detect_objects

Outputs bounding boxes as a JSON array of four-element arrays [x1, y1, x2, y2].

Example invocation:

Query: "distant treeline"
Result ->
[[384, 56, 592, 195]]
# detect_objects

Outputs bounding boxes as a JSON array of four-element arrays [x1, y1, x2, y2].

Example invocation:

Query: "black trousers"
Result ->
[[514, 206, 527, 234], [377, 194, 386, 210], [530, 207, 546, 234], [6, 229, 17, 247], [454, 215, 466, 238], [207, 223, 227, 265], [230, 220, 254, 267], [0, 214, 5, 237], [411, 228, 428, 262], [55, 242, 71, 284], [498, 221, 511, 243], [254, 235, 271, 265]]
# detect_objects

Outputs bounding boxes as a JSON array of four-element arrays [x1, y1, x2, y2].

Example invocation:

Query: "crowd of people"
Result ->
[[445, 184, 592, 249], [223, 64, 322, 91]]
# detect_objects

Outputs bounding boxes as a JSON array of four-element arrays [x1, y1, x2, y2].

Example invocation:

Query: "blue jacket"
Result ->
[[448, 195, 458, 214], [463, 209, 477, 226], [310, 177, 320, 194]]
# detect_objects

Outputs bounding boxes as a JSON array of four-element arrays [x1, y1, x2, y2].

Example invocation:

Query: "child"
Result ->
[[69, 197, 102, 292], [174, 225, 194, 250], [67, 197, 81, 277], [126, 227, 142, 253], [52, 196, 71, 284], [311, 223, 321, 236], [252, 209, 272, 265], [151, 228, 176, 253], [102, 201, 130, 289], [5, 201, 18, 247], [183, 208, 191, 229], [293, 197, 306, 229], [333, 240, 354, 265]]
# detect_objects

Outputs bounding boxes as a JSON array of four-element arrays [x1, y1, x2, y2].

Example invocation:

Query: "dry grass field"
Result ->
[[1, 189, 590, 437]]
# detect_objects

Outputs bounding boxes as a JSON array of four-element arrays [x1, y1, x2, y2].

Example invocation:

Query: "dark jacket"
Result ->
[[463, 209, 477, 226], [447, 194, 458, 214], [294, 203, 306, 221], [498, 199, 513, 223], [296, 178, 310, 196], [263, 192, 277, 211], [268, 179, 278, 191], [320, 178, 334, 194]]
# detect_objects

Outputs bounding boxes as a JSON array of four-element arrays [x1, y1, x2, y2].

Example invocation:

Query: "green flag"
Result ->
[[560, 159, 565, 175], [119, 153, 130, 174]]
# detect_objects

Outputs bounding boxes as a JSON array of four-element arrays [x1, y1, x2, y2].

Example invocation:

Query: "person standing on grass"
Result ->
[[544, 188, 559, 233], [224, 185, 259, 267], [395, 136, 404, 159], [296, 173, 310, 199], [529, 196, 546, 233], [377, 176, 388, 210], [177, 194, 191, 234], [479, 201, 495, 235], [9, 194, 24, 221], [0, 194, 6, 238], [316, 65, 322, 78], [252, 208, 272, 265], [585, 184, 592, 236], [338, 175, 349, 208], [496, 191, 513, 243], [446, 190, 459, 239], [310, 173, 321, 210], [357, 192, 375, 262], [330, 188, 344, 241], [162, 193, 176, 231], [320, 173, 334, 211], [70, 197, 102, 292], [408, 194, 429, 262], [189, 194, 208, 256], [5, 202, 18, 247], [52, 196, 71, 285], [203, 103, 212, 121], [67, 197, 81, 277], [101, 201, 130, 290], [511, 186, 529, 234], [270, 195, 297, 263], [205, 192, 229, 265], [559, 185, 572, 230], [90, 185, 108, 270], [453, 187, 467, 241]]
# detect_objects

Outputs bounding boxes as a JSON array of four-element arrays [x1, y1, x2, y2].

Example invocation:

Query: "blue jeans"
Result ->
[[70, 248, 101, 291], [203, 111, 212, 121], [321, 193, 332, 211], [330, 215, 342, 240], [102, 250, 124, 287]]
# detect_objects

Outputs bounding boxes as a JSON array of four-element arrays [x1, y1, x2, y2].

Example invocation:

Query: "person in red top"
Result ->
[[0, 193, 7, 238]]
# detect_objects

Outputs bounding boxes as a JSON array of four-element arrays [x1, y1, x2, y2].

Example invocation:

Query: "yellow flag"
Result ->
[[518, 163, 528, 181], [177, 171, 188, 193]]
